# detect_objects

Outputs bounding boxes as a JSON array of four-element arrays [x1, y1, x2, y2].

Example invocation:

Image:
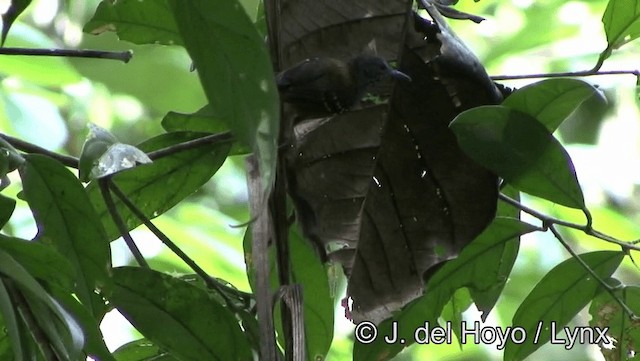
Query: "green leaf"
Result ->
[[289, 227, 334, 360], [450, 105, 585, 209], [244, 224, 334, 359], [0, 235, 75, 291], [472, 187, 521, 321], [84, 0, 182, 46], [0, 194, 16, 228], [87, 132, 231, 240], [504, 251, 624, 361], [20, 155, 112, 318], [0, 249, 84, 360], [354, 217, 537, 360], [1, 0, 31, 46], [169, 0, 279, 202], [0, 279, 23, 361], [589, 284, 640, 361], [50, 288, 116, 361], [502, 78, 607, 133], [161, 106, 250, 155], [114, 339, 178, 360], [111, 267, 252, 361], [441, 287, 473, 347], [596, 0, 640, 69]]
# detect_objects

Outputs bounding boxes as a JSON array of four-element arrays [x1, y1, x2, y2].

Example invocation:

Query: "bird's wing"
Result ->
[[276, 58, 331, 90]]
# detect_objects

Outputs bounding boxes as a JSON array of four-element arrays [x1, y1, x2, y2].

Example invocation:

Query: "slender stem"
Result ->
[[0, 47, 133, 63], [549, 225, 638, 320], [98, 178, 149, 268], [108, 181, 249, 310], [0, 133, 79, 168], [146, 132, 234, 160], [0, 131, 234, 171], [498, 193, 640, 251], [491, 69, 640, 81]]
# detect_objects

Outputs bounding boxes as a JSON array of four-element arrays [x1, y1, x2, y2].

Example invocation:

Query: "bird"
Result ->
[[276, 54, 411, 116]]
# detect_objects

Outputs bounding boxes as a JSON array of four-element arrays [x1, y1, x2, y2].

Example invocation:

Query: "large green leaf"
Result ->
[[20, 155, 111, 318], [289, 228, 334, 360], [84, 0, 182, 46], [0, 194, 15, 228], [450, 105, 585, 209], [161, 106, 250, 155], [0, 235, 75, 291], [87, 131, 230, 240], [243, 225, 334, 359], [113, 339, 178, 361], [502, 78, 607, 133], [50, 287, 116, 361], [0, 249, 84, 360], [0, 279, 23, 361], [595, 0, 640, 69], [111, 267, 252, 361], [354, 217, 538, 360], [504, 251, 624, 361], [589, 284, 640, 361], [169, 0, 279, 202]]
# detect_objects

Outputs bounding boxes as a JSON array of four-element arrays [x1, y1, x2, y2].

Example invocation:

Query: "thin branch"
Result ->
[[146, 132, 234, 160], [108, 181, 251, 310], [498, 192, 639, 319], [98, 178, 149, 268], [491, 69, 640, 81], [0, 47, 132, 63], [549, 225, 638, 320], [1, 131, 234, 171], [498, 193, 640, 252], [0, 133, 79, 168]]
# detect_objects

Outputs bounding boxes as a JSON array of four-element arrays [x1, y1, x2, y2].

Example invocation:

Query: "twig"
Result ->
[[98, 178, 149, 268], [146, 132, 234, 160], [0, 47, 132, 63], [548, 225, 638, 320], [498, 193, 640, 251], [499, 192, 638, 318], [0, 131, 234, 171], [491, 69, 640, 81], [0, 133, 79, 168], [108, 181, 250, 310]]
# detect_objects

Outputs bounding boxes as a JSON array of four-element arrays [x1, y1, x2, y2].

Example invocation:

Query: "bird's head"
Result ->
[[351, 55, 412, 89]]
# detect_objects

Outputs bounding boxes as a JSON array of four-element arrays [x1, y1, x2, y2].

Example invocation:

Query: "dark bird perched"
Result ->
[[276, 55, 411, 116]]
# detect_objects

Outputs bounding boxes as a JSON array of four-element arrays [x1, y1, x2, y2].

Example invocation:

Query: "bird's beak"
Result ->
[[389, 69, 412, 82]]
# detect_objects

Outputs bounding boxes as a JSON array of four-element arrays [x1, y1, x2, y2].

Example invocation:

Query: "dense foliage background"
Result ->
[[0, 0, 639, 360]]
